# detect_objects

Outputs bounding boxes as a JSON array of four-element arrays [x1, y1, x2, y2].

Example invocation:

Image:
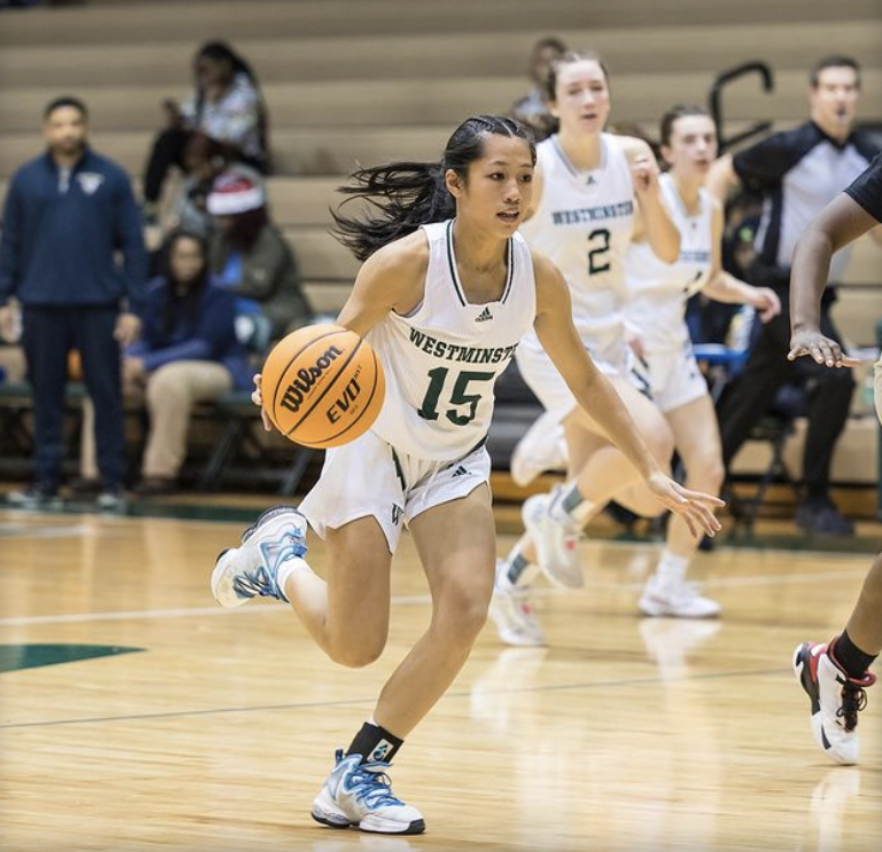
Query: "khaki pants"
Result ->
[[0, 345, 27, 383], [81, 360, 233, 480]]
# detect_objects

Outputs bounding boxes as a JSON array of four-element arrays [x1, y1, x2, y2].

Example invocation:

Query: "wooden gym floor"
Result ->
[[0, 506, 880, 852]]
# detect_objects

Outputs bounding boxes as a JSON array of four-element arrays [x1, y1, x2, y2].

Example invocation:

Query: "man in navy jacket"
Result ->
[[0, 96, 147, 507]]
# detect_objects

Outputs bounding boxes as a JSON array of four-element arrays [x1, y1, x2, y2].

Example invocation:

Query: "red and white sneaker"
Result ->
[[522, 488, 583, 589], [489, 560, 546, 647], [793, 641, 876, 765]]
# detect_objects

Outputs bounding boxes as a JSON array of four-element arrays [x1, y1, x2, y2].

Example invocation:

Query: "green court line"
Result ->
[[0, 643, 143, 674]]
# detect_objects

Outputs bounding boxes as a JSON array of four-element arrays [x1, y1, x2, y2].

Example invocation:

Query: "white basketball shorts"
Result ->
[[299, 428, 492, 554]]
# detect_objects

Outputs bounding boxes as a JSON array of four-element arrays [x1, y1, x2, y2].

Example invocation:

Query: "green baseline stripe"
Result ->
[[0, 644, 143, 673]]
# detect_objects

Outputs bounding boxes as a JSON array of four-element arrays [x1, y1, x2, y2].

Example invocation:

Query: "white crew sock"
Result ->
[[655, 549, 690, 587], [276, 556, 313, 600]]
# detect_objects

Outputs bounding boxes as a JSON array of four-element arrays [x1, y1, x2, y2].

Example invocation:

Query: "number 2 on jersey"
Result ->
[[587, 227, 611, 275], [418, 368, 494, 426]]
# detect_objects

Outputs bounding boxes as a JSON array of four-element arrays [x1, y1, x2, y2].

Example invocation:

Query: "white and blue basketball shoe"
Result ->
[[311, 749, 425, 835], [211, 505, 309, 607]]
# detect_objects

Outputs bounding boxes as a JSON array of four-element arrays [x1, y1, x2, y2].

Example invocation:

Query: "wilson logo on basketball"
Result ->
[[327, 365, 363, 424], [280, 346, 344, 413]]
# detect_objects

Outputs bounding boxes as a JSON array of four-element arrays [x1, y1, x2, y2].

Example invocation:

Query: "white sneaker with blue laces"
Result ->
[[311, 750, 426, 835], [211, 505, 309, 608]]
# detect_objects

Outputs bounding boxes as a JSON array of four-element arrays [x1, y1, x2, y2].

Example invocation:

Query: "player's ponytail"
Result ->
[[332, 115, 535, 261]]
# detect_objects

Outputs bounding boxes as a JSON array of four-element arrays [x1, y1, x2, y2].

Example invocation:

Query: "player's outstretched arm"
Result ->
[[531, 252, 723, 538]]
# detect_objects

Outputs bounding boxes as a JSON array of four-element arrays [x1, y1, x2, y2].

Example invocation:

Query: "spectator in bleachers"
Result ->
[[510, 36, 567, 141], [207, 171, 313, 341], [163, 133, 234, 240], [142, 41, 269, 223], [79, 230, 251, 497], [707, 55, 881, 535], [0, 96, 145, 508]]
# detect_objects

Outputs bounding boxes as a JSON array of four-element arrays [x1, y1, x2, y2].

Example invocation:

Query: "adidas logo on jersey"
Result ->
[[451, 466, 469, 477], [586, 175, 597, 186], [475, 306, 493, 323]]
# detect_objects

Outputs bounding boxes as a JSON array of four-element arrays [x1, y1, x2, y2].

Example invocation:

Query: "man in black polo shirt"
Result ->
[[788, 152, 881, 764], [708, 55, 881, 535]]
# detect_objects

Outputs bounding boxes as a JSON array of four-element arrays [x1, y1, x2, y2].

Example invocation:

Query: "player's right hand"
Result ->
[[645, 471, 724, 539], [252, 373, 274, 432]]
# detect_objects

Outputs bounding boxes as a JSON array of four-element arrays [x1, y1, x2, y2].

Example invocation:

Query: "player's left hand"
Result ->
[[751, 287, 782, 323], [646, 471, 724, 538]]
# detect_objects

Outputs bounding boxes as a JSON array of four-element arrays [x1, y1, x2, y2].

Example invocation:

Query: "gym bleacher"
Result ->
[[0, 0, 880, 507]]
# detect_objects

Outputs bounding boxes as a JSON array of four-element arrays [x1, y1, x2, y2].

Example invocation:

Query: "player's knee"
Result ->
[[689, 453, 725, 492], [330, 635, 387, 669], [437, 587, 490, 640]]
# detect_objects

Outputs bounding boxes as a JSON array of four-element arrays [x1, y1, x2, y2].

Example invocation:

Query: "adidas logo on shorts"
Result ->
[[475, 306, 493, 323], [451, 466, 469, 477]]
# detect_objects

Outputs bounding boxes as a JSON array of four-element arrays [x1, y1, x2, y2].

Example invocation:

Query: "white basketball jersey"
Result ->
[[367, 220, 536, 461], [520, 133, 635, 364], [625, 174, 714, 352]]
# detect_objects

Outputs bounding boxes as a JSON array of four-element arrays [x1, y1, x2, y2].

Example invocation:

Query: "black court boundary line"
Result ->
[[0, 666, 785, 730]]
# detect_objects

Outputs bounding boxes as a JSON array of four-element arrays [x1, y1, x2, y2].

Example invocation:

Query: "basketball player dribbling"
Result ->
[[210, 115, 722, 834], [789, 152, 882, 765]]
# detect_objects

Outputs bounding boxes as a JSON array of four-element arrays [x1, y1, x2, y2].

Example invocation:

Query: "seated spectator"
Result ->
[[78, 231, 251, 496], [143, 41, 269, 222], [164, 133, 238, 240], [510, 36, 566, 141], [207, 171, 313, 341]]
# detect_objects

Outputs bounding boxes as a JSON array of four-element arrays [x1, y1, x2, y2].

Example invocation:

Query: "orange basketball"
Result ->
[[260, 324, 385, 448]]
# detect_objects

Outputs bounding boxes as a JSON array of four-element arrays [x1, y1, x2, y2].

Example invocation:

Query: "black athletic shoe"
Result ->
[[795, 498, 854, 537]]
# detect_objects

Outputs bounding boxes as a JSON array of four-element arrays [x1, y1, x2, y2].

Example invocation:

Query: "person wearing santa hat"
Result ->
[[207, 171, 313, 343]]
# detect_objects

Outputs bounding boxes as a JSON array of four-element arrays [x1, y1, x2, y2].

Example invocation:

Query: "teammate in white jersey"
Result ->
[[625, 106, 780, 618], [492, 52, 685, 645], [207, 115, 723, 834]]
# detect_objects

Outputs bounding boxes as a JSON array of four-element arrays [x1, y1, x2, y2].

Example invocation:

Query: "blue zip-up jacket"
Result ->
[[127, 276, 252, 391], [0, 147, 147, 313]]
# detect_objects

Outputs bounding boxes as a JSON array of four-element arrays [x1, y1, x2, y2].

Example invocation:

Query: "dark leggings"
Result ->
[[143, 127, 192, 205], [717, 293, 855, 499]]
